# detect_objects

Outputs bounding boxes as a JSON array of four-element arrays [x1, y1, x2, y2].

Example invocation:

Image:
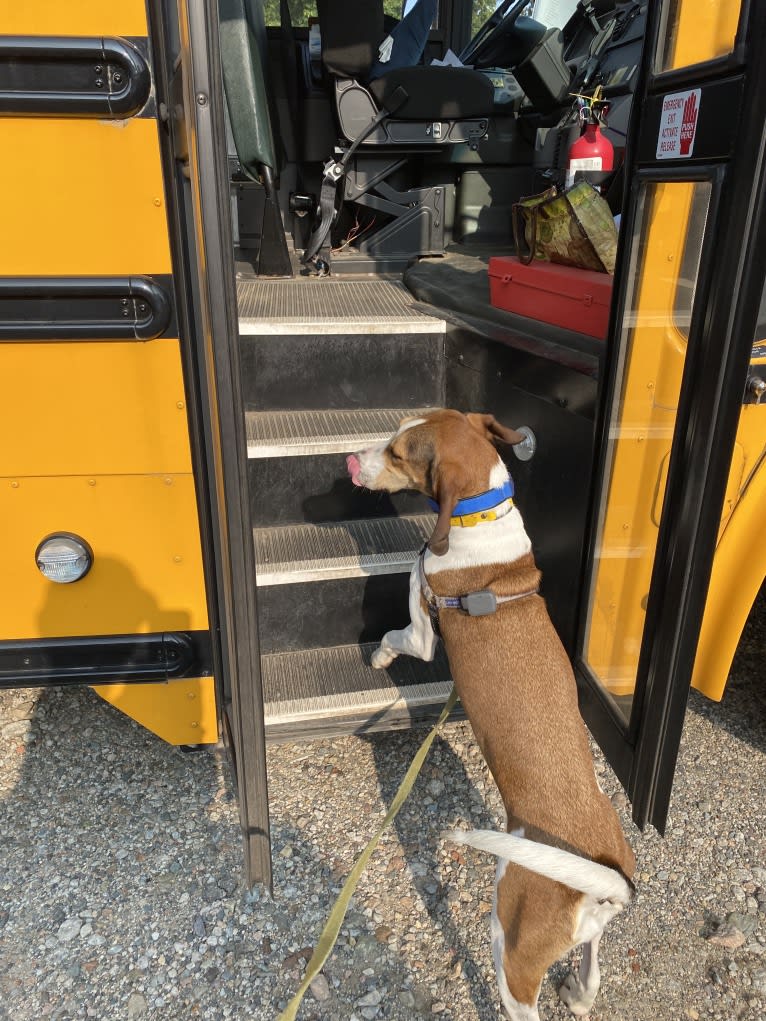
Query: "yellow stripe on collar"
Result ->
[[450, 499, 513, 528]]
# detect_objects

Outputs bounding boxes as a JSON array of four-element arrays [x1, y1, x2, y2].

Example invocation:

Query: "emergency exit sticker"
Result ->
[[657, 88, 701, 159]]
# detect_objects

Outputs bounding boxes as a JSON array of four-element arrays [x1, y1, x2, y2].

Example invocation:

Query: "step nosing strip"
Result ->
[[239, 320, 445, 335], [256, 555, 418, 585], [247, 435, 390, 458], [245, 409, 438, 457]]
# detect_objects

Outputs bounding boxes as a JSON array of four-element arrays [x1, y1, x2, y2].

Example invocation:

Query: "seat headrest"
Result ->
[[317, 0, 385, 78]]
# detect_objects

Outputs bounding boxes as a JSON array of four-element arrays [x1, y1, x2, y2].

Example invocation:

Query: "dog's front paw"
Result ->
[[558, 974, 593, 1016], [371, 645, 395, 669]]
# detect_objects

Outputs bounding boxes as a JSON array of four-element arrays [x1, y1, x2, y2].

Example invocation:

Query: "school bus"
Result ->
[[1, 0, 764, 886]]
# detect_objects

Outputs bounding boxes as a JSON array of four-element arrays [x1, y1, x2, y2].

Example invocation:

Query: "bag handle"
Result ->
[[512, 200, 538, 265]]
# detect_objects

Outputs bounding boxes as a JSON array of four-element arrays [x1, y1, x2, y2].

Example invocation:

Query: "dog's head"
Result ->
[[347, 410, 526, 555]]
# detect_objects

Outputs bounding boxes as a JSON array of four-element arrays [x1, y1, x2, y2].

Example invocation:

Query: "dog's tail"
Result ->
[[446, 829, 632, 905]]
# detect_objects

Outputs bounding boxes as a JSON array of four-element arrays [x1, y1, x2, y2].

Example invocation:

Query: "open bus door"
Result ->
[[574, 0, 766, 832]]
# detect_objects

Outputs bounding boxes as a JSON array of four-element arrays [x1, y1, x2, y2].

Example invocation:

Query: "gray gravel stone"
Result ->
[[126, 992, 148, 1018], [55, 918, 82, 943], [309, 973, 331, 1001], [0, 594, 764, 1019]]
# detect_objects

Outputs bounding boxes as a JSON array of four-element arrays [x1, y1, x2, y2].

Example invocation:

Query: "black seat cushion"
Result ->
[[369, 66, 494, 120]]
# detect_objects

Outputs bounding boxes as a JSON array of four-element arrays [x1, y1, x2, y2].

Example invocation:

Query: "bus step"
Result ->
[[253, 515, 433, 586], [262, 642, 455, 741], [246, 408, 437, 526], [236, 277, 442, 334], [245, 407, 436, 458]]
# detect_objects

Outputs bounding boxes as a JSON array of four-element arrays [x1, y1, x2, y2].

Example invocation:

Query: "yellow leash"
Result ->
[[277, 685, 459, 1021]]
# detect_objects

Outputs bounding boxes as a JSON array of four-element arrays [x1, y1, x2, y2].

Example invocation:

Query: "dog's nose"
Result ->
[[346, 453, 363, 487]]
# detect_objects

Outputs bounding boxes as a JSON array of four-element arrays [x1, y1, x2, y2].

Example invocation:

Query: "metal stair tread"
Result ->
[[237, 278, 446, 335], [262, 642, 453, 734], [246, 407, 436, 458], [253, 515, 433, 585]]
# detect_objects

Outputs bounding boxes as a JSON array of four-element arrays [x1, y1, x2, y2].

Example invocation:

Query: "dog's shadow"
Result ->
[[361, 726, 503, 1017]]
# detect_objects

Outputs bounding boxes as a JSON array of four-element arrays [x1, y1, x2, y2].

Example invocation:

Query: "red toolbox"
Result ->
[[488, 256, 613, 340]]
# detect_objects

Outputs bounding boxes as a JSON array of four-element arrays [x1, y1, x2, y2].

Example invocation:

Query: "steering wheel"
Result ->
[[459, 0, 531, 66]]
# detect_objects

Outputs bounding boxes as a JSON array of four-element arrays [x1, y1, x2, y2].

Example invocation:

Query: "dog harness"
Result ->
[[418, 547, 539, 636]]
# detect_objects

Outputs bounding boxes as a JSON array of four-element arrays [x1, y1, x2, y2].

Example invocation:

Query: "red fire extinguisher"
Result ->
[[566, 97, 614, 189]]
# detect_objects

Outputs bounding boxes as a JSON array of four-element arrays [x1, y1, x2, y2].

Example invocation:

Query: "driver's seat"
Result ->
[[302, 0, 497, 272], [319, 0, 495, 145]]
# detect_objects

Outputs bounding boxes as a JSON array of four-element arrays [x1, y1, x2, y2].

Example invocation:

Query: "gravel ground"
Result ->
[[1, 591, 764, 1021]]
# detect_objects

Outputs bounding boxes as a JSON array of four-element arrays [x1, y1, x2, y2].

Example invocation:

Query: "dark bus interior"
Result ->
[[224, 0, 645, 296]]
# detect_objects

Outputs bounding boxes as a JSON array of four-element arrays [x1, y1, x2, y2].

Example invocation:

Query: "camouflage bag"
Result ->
[[511, 181, 618, 274]]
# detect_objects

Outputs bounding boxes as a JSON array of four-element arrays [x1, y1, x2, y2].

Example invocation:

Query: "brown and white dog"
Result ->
[[346, 409, 635, 1021]]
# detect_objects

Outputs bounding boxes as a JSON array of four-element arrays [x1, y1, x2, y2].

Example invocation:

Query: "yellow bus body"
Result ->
[[0, 0, 218, 744]]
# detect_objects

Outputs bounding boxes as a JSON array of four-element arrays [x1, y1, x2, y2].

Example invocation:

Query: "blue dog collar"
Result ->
[[427, 478, 514, 516]]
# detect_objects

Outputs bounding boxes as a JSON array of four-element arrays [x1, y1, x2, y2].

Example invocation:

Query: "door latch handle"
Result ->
[[746, 375, 766, 403]]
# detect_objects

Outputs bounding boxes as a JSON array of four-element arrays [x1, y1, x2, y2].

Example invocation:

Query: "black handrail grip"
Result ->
[[0, 275, 172, 340], [0, 36, 151, 117]]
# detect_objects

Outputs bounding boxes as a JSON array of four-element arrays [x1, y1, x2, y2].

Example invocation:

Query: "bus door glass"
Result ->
[[583, 178, 712, 721], [574, 0, 766, 830]]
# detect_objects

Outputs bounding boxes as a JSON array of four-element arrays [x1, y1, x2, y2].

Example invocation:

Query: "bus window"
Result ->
[[264, 0, 415, 28], [656, 0, 741, 74], [264, 0, 316, 27]]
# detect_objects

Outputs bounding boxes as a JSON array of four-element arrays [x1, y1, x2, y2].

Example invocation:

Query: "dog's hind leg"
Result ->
[[558, 932, 602, 1015], [491, 859, 542, 1020], [559, 888, 625, 1014], [371, 562, 438, 668]]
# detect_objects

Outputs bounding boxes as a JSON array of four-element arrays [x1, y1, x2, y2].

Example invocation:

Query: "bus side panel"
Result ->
[[2, 0, 149, 37], [692, 449, 766, 700], [2, 341, 192, 478], [0, 120, 172, 277], [92, 677, 220, 745], [2, 475, 208, 638], [0, 6, 219, 743]]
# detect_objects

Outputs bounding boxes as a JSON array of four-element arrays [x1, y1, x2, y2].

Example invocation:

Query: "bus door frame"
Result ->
[[150, 0, 272, 887]]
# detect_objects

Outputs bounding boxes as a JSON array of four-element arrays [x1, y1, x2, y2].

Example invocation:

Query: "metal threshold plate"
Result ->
[[254, 516, 432, 585], [237, 279, 445, 335]]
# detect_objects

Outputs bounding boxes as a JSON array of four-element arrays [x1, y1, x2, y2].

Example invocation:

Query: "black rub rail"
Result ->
[[0, 36, 151, 117]]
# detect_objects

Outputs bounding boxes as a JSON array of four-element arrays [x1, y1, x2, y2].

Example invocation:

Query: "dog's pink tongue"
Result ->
[[346, 453, 363, 487]]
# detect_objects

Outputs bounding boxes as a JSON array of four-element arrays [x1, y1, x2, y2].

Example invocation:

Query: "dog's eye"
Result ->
[[389, 449, 401, 463]]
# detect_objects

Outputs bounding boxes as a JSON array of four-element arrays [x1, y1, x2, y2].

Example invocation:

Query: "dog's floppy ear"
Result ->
[[427, 463, 460, 556], [466, 413, 526, 446]]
